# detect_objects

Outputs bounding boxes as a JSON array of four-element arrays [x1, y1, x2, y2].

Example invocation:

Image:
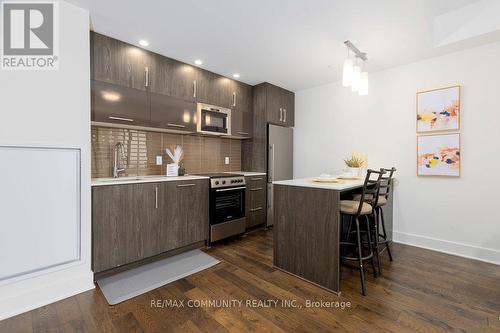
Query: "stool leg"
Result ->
[[373, 211, 382, 276], [379, 206, 393, 262], [355, 217, 366, 296], [364, 215, 377, 278]]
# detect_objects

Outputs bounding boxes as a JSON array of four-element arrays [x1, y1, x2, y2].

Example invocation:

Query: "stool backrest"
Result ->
[[379, 167, 396, 200], [357, 169, 386, 215]]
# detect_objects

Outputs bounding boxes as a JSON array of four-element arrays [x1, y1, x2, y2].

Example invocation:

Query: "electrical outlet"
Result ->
[[224, 157, 230, 165], [156, 155, 162, 165]]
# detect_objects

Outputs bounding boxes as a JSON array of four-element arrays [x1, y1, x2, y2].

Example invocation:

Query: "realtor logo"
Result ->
[[1, 1, 59, 70]]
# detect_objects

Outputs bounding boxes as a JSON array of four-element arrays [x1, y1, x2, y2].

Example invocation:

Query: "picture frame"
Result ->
[[416, 85, 460, 133], [417, 133, 461, 177]]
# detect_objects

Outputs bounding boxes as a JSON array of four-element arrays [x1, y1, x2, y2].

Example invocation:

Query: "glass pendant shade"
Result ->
[[342, 58, 354, 87], [358, 71, 368, 96], [351, 65, 361, 92]]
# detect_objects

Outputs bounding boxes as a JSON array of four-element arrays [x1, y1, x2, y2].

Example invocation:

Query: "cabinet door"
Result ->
[[196, 70, 233, 108], [93, 185, 132, 272], [232, 110, 253, 138], [282, 90, 295, 127], [150, 93, 197, 132], [91, 80, 150, 126], [234, 81, 252, 113], [158, 180, 208, 251], [266, 84, 284, 125], [91, 32, 149, 91], [158, 181, 182, 252], [132, 183, 162, 260], [179, 180, 209, 245], [92, 183, 159, 272], [149, 54, 197, 102]]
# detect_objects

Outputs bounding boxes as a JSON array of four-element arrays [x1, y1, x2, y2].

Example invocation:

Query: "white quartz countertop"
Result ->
[[227, 171, 267, 177], [273, 178, 364, 191], [91, 175, 209, 187]]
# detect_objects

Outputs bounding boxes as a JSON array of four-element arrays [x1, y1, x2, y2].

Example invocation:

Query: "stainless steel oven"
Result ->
[[204, 174, 246, 243], [197, 103, 231, 135]]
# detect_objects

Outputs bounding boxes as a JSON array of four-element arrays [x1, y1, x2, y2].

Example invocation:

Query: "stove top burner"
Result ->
[[193, 173, 246, 189]]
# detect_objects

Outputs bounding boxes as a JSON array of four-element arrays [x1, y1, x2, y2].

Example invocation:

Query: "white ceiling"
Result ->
[[67, 0, 497, 91]]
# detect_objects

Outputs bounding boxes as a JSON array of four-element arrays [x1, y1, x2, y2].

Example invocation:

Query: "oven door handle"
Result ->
[[215, 186, 246, 192]]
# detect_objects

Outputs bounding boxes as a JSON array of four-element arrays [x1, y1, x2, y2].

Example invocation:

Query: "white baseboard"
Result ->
[[393, 231, 500, 266], [0, 269, 95, 321]]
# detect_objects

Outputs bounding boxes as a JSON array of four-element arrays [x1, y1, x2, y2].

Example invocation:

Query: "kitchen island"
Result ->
[[272, 178, 393, 294]]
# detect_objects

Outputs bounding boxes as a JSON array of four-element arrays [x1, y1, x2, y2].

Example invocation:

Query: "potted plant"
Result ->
[[344, 152, 367, 177]]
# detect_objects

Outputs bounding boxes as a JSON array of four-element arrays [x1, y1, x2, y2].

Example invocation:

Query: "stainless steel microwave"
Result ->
[[197, 103, 231, 136]]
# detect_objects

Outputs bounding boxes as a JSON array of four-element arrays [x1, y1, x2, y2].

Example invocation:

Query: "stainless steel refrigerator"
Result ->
[[267, 124, 293, 227]]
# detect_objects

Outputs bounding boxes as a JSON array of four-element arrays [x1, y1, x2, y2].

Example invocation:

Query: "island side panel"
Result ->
[[273, 184, 341, 292]]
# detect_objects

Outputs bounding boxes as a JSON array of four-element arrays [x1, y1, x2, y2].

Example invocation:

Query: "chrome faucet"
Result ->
[[113, 142, 126, 178]]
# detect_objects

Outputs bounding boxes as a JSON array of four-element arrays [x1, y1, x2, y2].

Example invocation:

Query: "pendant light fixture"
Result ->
[[358, 70, 368, 96], [342, 49, 354, 87], [351, 58, 361, 92], [358, 60, 368, 96], [342, 40, 368, 96]]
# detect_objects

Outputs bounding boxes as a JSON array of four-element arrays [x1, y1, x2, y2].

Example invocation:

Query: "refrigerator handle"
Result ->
[[269, 144, 275, 182]]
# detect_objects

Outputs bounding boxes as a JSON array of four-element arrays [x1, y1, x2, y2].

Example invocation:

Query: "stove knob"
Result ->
[[231, 180, 235, 183], [222, 180, 226, 184], [215, 181, 219, 185]]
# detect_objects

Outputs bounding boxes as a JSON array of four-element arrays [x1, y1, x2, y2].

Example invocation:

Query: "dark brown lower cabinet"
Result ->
[[92, 179, 209, 273], [245, 176, 267, 229]]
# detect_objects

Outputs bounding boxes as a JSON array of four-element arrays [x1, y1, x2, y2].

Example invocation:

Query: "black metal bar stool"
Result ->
[[376, 168, 396, 264], [340, 169, 385, 296], [353, 167, 396, 275]]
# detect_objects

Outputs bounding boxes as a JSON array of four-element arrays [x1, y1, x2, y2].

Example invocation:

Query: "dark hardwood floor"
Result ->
[[1, 229, 500, 333]]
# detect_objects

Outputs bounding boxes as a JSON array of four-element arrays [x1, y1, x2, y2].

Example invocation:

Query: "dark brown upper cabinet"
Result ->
[[150, 93, 197, 132], [230, 81, 253, 137], [233, 81, 253, 113], [91, 80, 150, 126], [91, 32, 150, 91], [148, 53, 197, 102], [282, 90, 295, 127], [266, 83, 295, 127], [196, 70, 234, 108], [231, 108, 253, 138], [90, 32, 256, 136]]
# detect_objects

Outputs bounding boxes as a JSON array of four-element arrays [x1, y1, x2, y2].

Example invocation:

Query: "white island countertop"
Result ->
[[92, 175, 209, 187], [273, 178, 364, 191]]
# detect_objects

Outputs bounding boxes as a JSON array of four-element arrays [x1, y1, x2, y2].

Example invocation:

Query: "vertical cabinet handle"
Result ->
[[155, 186, 158, 209], [144, 67, 150, 87], [279, 108, 283, 122], [283, 108, 287, 123], [193, 80, 197, 98], [233, 92, 236, 107]]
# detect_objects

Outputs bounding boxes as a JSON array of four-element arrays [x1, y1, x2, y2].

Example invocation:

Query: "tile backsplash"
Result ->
[[91, 126, 242, 178]]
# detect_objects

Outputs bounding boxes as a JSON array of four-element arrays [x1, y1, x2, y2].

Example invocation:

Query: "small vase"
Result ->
[[347, 167, 361, 177]]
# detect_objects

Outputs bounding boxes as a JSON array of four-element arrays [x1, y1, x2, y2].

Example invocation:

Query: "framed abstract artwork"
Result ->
[[417, 85, 460, 133], [417, 133, 460, 177]]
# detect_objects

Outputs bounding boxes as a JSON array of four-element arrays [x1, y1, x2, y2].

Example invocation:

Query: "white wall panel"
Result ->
[[0, 146, 81, 282]]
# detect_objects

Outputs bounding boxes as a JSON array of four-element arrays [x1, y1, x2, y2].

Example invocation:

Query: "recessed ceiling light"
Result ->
[[194, 59, 203, 65], [233, 73, 240, 78], [138, 40, 149, 47]]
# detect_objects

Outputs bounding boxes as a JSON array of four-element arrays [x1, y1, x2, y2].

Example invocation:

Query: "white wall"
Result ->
[[0, 1, 93, 319], [295, 41, 500, 265]]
